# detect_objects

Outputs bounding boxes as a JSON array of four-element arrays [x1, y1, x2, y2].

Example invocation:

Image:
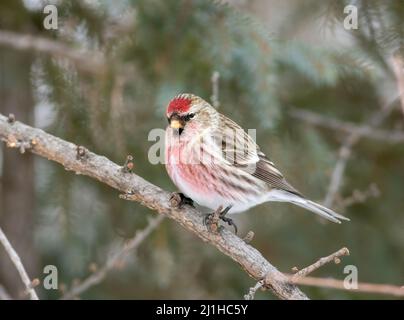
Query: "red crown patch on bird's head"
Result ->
[[167, 94, 193, 116]]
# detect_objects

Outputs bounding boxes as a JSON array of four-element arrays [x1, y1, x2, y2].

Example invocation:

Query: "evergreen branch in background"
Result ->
[[0, 226, 39, 300], [61, 215, 164, 300], [0, 113, 308, 300], [0, 30, 105, 75]]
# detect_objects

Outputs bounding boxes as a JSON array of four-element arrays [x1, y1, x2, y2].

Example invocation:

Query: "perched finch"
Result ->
[[165, 93, 349, 231]]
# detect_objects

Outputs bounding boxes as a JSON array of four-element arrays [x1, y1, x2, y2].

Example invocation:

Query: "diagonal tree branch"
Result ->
[[61, 215, 164, 300], [0, 113, 308, 300], [0, 226, 39, 300]]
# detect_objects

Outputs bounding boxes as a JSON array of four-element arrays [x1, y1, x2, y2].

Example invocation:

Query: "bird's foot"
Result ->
[[203, 209, 221, 233], [220, 215, 238, 235], [169, 192, 194, 208], [203, 205, 237, 234]]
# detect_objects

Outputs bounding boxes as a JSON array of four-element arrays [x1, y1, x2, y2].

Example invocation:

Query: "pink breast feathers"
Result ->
[[166, 145, 214, 197]]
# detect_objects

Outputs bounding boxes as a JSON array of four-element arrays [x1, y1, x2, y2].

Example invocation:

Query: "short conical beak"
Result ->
[[169, 114, 184, 129], [170, 119, 183, 129]]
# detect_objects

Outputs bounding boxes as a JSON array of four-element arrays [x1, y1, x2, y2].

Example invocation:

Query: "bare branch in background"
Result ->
[[0, 227, 39, 300], [245, 246, 404, 299], [323, 97, 399, 207], [323, 141, 353, 208], [211, 71, 220, 109], [245, 247, 349, 300], [62, 215, 164, 299], [289, 94, 399, 209], [289, 107, 404, 143], [0, 30, 105, 75], [335, 184, 380, 211], [288, 275, 404, 297], [0, 113, 308, 300], [391, 53, 404, 117]]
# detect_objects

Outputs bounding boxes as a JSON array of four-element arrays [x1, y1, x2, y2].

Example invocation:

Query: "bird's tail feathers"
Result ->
[[268, 190, 350, 223]]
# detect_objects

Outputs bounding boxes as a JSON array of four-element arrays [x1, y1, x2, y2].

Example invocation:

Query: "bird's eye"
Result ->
[[186, 113, 195, 121]]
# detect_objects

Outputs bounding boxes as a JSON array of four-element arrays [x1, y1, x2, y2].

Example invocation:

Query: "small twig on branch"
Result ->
[[76, 145, 88, 160], [62, 215, 164, 299], [0, 113, 307, 300], [244, 280, 264, 300], [122, 155, 135, 173], [0, 227, 39, 300], [7, 113, 15, 124], [291, 247, 349, 280], [243, 231, 255, 244]]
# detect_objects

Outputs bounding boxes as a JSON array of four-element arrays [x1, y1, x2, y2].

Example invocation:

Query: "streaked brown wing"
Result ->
[[216, 113, 303, 196], [252, 150, 303, 196]]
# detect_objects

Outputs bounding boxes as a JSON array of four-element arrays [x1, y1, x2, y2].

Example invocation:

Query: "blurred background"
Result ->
[[0, 0, 403, 299]]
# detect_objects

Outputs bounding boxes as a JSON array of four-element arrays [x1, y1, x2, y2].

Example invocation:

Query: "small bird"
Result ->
[[165, 93, 349, 231]]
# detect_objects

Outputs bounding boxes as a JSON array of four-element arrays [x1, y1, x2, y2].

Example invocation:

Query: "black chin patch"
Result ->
[[178, 128, 184, 135]]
